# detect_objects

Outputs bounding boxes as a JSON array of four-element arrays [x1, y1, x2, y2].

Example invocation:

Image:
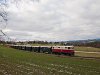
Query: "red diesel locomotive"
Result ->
[[52, 46, 74, 56]]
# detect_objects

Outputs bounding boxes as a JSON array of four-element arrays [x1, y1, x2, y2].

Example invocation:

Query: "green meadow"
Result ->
[[0, 45, 100, 75]]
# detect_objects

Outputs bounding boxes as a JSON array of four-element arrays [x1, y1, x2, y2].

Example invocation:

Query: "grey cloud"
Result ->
[[2, 0, 100, 41]]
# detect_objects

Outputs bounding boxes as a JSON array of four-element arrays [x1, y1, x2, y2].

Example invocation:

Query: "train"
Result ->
[[10, 45, 75, 56]]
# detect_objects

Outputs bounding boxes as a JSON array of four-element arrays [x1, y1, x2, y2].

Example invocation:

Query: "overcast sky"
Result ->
[[0, 0, 100, 41]]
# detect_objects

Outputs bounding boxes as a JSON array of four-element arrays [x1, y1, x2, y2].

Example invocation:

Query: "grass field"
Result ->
[[75, 46, 100, 58], [0, 45, 100, 75], [75, 46, 100, 52]]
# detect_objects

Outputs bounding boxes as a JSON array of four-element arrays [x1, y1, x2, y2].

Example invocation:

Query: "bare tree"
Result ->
[[0, 0, 8, 42], [0, 0, 40, 43]]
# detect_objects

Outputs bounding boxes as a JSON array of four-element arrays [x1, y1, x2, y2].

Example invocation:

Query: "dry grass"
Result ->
[[75, 46, 100, 52], [75, 46, 100, 57]]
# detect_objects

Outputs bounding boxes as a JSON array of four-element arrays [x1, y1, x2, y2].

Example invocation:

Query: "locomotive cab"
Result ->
[[52, 46, 74, 56]]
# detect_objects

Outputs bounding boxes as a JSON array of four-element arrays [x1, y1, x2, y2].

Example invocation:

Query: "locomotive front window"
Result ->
[[68, 47, 71, 49]]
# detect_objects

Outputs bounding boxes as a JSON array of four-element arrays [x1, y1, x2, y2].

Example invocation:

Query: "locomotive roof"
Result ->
[[52, 46, 74, 47]]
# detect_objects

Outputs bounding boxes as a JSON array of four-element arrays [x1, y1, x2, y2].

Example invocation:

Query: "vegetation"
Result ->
[[31, 43, 62, 46], [75, 46, 100, 57], [75, 46, 100, 52], [70, 41, 100, 48], [85, 41, 100, 48], [75, 52, 100, 58], [0, 45, 100, 75]]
